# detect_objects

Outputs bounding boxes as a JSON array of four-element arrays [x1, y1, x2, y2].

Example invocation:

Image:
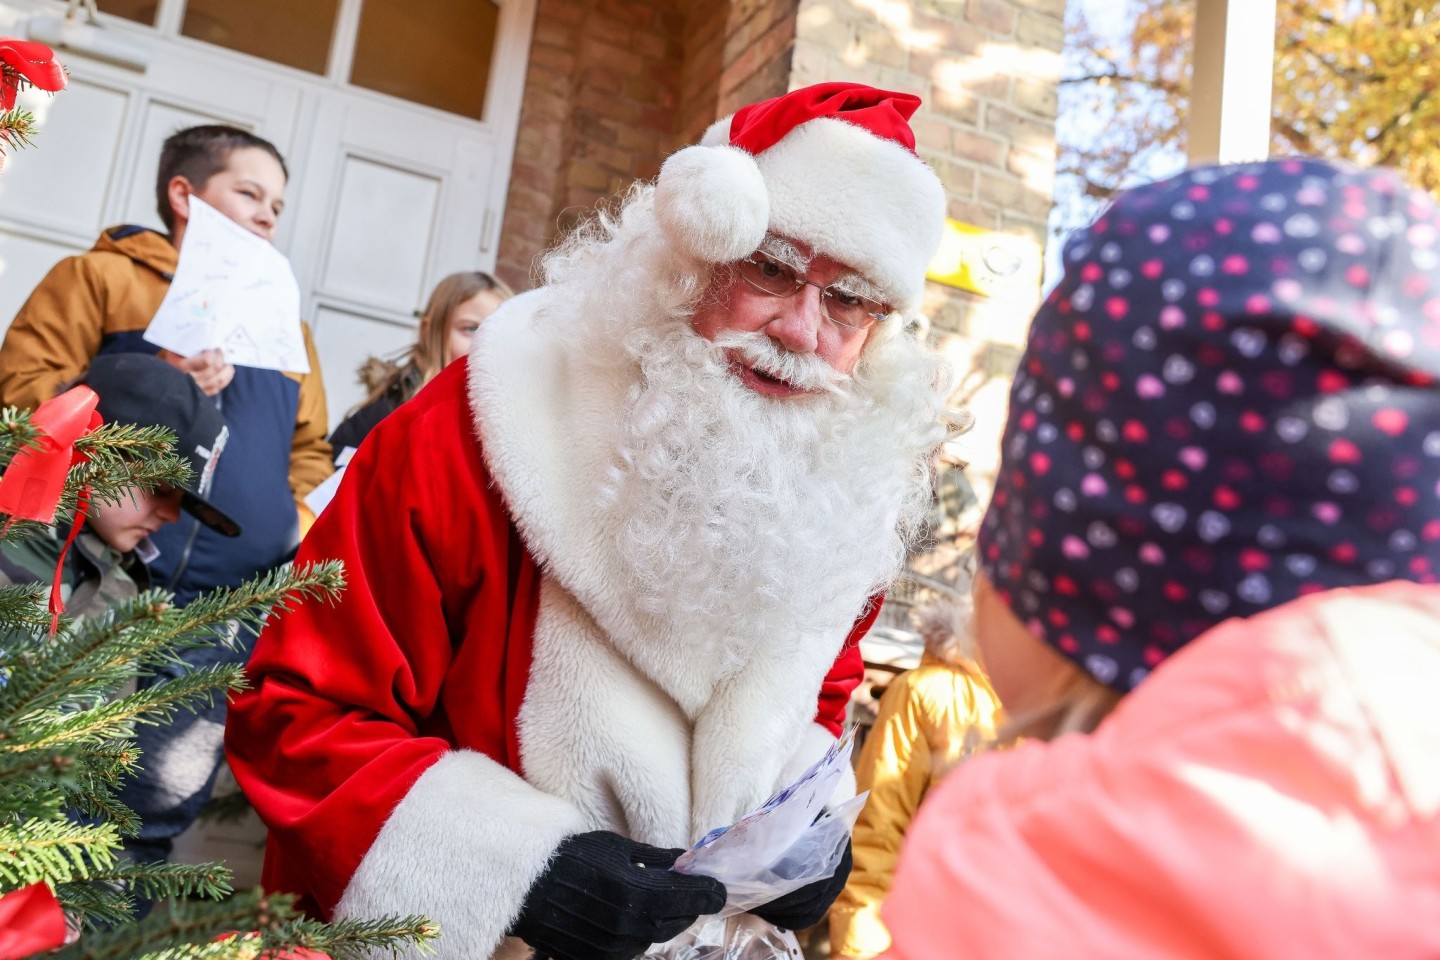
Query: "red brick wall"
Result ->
[[790, 0, 1064, 570], [496, 0, 686, 290], [497, 0, 800, 290]]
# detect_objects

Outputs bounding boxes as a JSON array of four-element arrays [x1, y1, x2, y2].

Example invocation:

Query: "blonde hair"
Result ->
[[352, 271, 515, 413]]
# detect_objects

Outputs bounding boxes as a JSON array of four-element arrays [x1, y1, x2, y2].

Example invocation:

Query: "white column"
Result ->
[[1188, 0, 1277, 164]]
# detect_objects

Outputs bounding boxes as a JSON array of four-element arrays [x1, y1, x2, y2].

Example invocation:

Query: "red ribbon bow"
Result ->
[[0, 386, 103, 635], [0, 39, 67, 111], [0, 883, 67, 960]]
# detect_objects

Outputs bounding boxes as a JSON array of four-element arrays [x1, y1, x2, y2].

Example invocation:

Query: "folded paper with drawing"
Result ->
[[144, 196, 310, 373]]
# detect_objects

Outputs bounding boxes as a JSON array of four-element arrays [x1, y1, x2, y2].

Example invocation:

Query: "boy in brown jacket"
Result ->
[[0, 125, 331, 866]]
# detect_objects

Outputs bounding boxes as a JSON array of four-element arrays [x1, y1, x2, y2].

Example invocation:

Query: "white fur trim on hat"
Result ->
[[655, 114, 946, 313], [654, 144, 770, 265]]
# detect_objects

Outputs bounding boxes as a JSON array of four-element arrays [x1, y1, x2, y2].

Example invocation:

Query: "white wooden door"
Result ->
[[0, 0, 535, 427]]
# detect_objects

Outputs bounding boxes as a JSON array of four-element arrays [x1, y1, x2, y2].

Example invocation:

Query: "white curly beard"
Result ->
[[540, 184, 947, 680], [597, 321, 940, 678]]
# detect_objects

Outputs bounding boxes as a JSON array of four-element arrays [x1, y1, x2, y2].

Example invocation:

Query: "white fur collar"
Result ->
[[467, 289, 726, 712], [469, 293, 857, 829]]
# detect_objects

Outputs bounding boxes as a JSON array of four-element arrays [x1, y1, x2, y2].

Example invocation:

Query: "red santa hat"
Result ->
[[654, 82, 947, 315]]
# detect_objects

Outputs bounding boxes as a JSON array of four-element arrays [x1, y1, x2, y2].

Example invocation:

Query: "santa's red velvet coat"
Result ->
[[226, 292, 874, 959]]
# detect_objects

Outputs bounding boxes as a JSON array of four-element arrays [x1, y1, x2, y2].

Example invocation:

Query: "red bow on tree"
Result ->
[[0, 39, 66, 111], [0, 386, 103, 635], [0, 883, 67, 960]]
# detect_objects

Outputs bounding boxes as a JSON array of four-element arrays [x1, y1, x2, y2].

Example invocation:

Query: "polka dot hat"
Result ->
[[979, 157, 1440, 693]]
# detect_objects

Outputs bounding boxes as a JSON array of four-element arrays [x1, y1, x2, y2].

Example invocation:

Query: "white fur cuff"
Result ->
[[333, 750, 589, 959]]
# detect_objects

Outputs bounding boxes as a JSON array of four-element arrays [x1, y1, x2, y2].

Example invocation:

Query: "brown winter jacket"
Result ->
[[0, 226, 331, 510], [0, 225, 331, 603]]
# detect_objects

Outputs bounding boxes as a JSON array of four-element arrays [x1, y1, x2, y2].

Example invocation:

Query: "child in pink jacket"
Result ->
[[883, 158, 1440, 959]]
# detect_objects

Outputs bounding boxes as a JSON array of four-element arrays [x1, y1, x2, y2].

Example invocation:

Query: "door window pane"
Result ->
[[97, 0, 158, 25], [181, 0, 340, 74], [350, 0, 498, 121]]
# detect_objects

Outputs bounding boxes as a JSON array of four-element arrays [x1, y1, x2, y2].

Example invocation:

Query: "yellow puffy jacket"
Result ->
[[829, 655, 1000, 959]]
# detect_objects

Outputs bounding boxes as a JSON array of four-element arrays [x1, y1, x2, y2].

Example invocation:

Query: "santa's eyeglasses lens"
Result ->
[[737, 253, 890, 330]]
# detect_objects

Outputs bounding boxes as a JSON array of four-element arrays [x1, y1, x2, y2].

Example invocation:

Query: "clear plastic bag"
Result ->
[[696, 792, 865, 915], [643, 730, 867, 959], [642, 914, 803, 960]]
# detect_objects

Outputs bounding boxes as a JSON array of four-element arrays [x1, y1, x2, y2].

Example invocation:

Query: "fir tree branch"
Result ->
[[163, 562, 346, 639], [0, 744, 83, 821], [87, 859, 234, 902], [0, 407, 42, 466], [54, 879, 135, 930], [0, 108, 37, 151], [1, 561, 343, 723], [52, 889, 436, 960], [13, 664, 244, 751], [0, 590, 203, 719], [0, 817, 120, 889], [68, 782, 140, 839], [0, 581, 52, 629]]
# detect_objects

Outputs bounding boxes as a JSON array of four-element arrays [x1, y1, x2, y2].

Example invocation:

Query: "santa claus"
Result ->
[[226, 82, 949, 960]]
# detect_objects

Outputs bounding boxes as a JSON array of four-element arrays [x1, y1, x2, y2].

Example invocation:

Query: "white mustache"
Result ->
[[710, 331, 851, 395]]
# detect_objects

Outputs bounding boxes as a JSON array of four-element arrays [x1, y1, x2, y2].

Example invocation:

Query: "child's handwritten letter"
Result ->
[[145, 196, 310, 373]]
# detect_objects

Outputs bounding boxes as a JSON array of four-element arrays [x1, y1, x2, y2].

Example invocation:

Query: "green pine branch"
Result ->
[[88, 859, 234, 903], [50, 888, 436, 960], [53, 878, 136, 931], [15, 663, 244, 752], [0, 580, 53, 629], [0, 407, 42, 464], [0, 589, 214, 719], [0, 561, 341, 723], [163, 561, 346, 639], [0, 417, 187, 527], [0, 107, 37, 151], [0, 817, 120, 890], [0, 743, 84, 821], [68, 779, 141, 838]]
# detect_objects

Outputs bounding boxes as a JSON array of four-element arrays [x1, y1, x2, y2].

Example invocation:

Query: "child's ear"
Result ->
[[166, 175, 193, 229]]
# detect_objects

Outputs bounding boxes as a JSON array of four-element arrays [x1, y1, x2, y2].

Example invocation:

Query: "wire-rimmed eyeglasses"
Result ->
[[736, 252, 891, 330]]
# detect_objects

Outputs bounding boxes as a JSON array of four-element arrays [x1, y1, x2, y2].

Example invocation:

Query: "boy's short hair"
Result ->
[[154, 125, 288, 233]]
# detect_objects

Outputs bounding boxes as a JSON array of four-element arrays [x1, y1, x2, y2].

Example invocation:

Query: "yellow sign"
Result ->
[[926, 219, 1040, 300]]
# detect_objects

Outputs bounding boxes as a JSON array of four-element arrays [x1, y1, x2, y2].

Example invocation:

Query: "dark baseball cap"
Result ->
[[83, 353, 241, 537]]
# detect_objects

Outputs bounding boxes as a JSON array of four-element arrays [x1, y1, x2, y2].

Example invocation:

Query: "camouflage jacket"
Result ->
[[0, 526, 150, 623]]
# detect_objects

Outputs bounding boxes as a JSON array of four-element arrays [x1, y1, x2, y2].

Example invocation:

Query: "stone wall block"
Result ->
[[964, 0, 1017, 36], [1016, 9, 1063, 50], [985, 103, 1054, 152]]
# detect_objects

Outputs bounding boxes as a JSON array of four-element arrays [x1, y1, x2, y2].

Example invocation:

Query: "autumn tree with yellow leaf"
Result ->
[[1058, 0, 1440, 231]]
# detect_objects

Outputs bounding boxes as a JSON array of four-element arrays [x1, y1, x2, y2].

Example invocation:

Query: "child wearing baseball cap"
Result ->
[[0, 353, 239, 620]]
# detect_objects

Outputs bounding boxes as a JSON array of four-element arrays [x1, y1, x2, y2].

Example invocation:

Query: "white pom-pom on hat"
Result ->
[[653, 144, 769, 265], [651, 84, 946, 313]]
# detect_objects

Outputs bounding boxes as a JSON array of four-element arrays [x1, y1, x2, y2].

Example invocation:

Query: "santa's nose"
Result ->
[[765, 286, 823, 354]]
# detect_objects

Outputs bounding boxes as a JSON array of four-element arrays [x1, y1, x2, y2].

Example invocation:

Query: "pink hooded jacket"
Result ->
[[882, 581, 1440, 959]]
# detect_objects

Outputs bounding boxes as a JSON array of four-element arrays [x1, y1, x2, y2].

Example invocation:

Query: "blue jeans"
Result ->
[[116, 623, 254, 865]]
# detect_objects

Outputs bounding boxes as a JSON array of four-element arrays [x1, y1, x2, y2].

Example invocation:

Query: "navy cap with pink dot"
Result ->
[[979, 157, 1440, 694]]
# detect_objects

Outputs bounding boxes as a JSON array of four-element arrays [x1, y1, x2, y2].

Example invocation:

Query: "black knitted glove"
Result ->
[[749, 838, 852, 932], [510, 830, 728, 960]]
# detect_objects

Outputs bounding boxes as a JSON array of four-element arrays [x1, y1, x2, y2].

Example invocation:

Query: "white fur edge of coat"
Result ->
[[333, 750, 588, 959]]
